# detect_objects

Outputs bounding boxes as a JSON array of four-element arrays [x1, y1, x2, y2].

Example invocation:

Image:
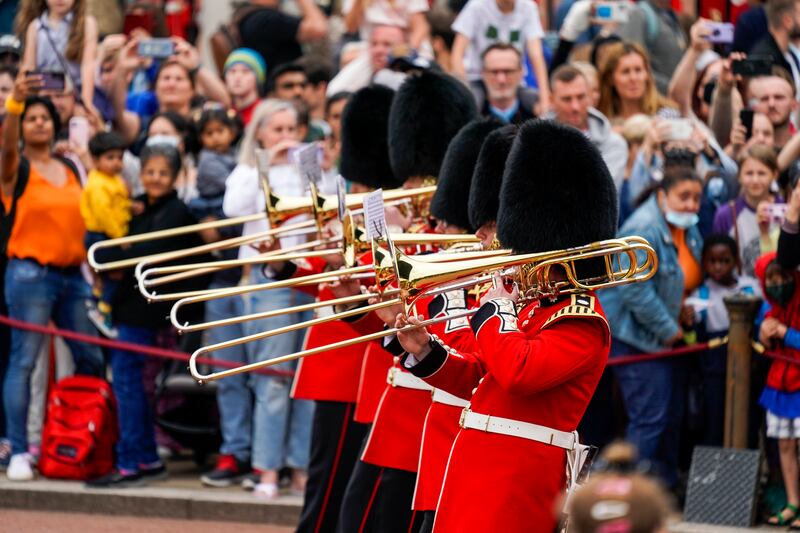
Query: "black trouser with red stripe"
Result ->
[[336, 459, 424, 533], [296, 401, 368, 533]]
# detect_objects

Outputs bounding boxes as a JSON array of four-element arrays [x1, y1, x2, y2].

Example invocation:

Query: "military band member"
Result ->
[[394, 120, 619, 532], [336, 69, 478, 533]]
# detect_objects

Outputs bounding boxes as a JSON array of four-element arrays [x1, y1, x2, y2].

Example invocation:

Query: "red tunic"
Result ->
[[415, 293, 610, 533], [291, 286, 366, 403], [411, 289, 478, 511]]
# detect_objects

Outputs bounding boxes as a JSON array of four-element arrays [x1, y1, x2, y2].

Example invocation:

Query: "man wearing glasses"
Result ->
[[474, 43, 538, 124]]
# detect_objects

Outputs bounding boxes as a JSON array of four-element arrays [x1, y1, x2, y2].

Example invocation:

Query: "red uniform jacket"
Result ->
[[291, 286, 367, 403], [410, 289, 479, 511], [277, 256, 367, 403], [408, 293, 610, 533]]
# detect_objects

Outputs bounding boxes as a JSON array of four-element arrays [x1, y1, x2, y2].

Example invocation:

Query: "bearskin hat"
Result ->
[[430, 118, 503, 232], [497, 120, 618, 253], [340, 84, 403, 189], [468, 124, 518, 230], [388, 70, 478, 183]]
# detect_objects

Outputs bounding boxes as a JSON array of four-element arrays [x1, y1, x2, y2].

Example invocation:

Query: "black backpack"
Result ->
[[0, 155, 81, 256]]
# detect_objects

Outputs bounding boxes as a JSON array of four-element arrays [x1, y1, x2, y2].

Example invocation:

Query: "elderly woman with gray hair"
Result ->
[[222, 99, 314, 499]]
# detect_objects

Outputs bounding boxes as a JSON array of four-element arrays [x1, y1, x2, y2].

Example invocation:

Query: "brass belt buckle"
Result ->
[[459, 407, 469, 429], [387, 368, 395, 387]]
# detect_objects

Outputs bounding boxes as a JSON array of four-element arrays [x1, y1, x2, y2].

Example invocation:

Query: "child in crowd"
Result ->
[[712, 144, 781, 276], [756, 252, 800, 528], [79, 131, 131, 338], [188, 107, 240, 220], [686, 234, 758, 445], [16, 0, 98, 115]]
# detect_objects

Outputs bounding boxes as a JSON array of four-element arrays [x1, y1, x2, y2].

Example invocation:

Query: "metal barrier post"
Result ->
[[723, 294, 762, 449]]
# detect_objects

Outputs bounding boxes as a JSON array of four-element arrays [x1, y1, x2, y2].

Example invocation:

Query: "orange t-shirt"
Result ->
[[670, 226, 702, 296], [2, 163, 86, 267]]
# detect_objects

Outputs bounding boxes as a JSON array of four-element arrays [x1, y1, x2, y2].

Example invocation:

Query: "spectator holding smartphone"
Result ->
[[15, 0, 99, 119], [713, 144, 782, 276], [727, 110, 775, 160], [1, 70, 103, 482]]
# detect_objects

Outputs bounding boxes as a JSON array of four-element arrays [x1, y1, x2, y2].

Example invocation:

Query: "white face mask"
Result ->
[[146, 134, 180, 148], [663, 206, 699, 229]]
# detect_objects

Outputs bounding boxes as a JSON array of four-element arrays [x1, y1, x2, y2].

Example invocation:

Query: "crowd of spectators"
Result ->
[[0, 0, 800, 525]]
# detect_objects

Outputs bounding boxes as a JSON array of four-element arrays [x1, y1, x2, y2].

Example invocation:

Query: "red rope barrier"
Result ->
[[606, 338, 727, 366], [0, 314, 294, 378]]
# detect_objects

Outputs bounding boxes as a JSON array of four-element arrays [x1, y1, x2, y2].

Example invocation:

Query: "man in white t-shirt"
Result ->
[[326, 25, 407, 96], [343, 0, 430, 51], [451, 0, 551, 108]]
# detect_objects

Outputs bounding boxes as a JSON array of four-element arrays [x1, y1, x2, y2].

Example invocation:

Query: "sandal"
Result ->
[[769, 504, 799, 526]]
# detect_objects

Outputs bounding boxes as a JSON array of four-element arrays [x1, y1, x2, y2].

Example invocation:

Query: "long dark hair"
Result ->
[[21, 95, 60, 141]]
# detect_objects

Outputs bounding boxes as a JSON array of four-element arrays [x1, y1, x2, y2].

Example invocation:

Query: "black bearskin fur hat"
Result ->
[[468, 124, 517, 230], [388, 70, 478, 183], [431, 118, 503, 232], [340, 84, 403, 189], [497, 120, 618, 253]]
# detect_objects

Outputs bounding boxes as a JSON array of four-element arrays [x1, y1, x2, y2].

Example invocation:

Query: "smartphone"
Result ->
[[137, 38, 175, 59], [27, 70, 65, 92], [594, 1, 631, 23], [665, 118, 693, 141], [767, 203, 789, 225], [732, 56, 773, 77], [69, 117, 89, 151], [705, 22, 734, 44], [739, 109, 754, 140]]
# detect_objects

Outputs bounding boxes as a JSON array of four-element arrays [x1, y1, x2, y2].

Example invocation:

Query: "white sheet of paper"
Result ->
[[363, 189, 386, 240]]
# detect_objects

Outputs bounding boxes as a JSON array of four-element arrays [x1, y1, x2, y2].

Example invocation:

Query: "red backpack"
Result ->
[[38, 376, 118, 480]]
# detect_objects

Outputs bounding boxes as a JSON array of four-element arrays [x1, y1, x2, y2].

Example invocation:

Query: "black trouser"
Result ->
[[337, 459, 423, 533], [419, 510, 435, 533], [296, 401, 368, 533]]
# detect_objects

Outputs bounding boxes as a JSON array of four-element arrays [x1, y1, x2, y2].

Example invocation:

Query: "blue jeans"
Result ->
[[247, 268, 315, 471], [611, 338, 686, 487], [205, 281, 251, 461], [3, 259, 104, 456], [110, 324, 160, 472]]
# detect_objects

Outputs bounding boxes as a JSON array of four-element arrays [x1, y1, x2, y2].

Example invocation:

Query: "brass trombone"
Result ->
[[188, 236, 658, 383], [170, 245, 509, 333], [167, 228, 488, 327], [139, 208, 483, 302], [87, 184, 437, 272]]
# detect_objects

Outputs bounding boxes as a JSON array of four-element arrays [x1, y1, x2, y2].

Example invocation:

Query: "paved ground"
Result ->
[[1, 510, 294, 532]]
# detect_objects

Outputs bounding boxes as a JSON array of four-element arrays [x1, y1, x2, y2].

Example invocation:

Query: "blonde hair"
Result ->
[[598, 42, 676, 119], [15, 0, 88, 63], [237, 99, 298, 167]]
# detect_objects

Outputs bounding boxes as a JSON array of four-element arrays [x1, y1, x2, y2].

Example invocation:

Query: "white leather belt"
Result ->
[[387, 367, 433, 391], [432, 388, 469, 408], [459, 408, 577, 450]]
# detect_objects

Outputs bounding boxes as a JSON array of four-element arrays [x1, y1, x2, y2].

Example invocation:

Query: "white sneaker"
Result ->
[[253, 482, 279, 500], [7, 453, 34, 481]]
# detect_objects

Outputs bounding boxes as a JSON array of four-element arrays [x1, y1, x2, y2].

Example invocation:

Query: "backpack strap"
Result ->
[[0, 157, 31, 257]]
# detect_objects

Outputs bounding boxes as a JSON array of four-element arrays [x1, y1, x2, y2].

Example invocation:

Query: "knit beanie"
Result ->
[[224, 48, 267, 87]]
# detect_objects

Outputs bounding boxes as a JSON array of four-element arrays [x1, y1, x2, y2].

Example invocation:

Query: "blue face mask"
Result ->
[[664, 208, 699, 229]]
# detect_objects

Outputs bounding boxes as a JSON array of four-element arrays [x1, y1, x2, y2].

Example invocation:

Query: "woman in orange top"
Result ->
[[0, 72, 103, 482]]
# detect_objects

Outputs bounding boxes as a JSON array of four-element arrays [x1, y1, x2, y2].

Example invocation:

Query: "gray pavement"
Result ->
[[1, 510, 294, 532]]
